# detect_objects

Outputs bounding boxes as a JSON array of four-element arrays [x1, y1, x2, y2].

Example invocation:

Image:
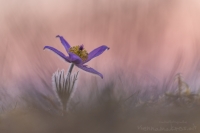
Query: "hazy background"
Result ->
[[1, 0, 200, 100]]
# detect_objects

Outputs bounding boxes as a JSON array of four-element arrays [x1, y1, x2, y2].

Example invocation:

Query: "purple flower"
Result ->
[[44, 35, 109, 79]]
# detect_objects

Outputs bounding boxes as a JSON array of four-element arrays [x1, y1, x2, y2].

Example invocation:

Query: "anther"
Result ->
[[79, 44, 84, 51]]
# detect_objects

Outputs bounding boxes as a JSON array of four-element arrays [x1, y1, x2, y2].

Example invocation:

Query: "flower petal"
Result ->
[[83, 45, 109, 64], [56, 35, 71, 52], [76, 65, 103, 79], [68, 52, 82, 64], [44, 46, 71, 63]]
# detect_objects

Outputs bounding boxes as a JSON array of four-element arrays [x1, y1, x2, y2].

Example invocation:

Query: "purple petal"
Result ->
[[56, 35, 71, 52], [76, 65, 103, 79], [83, 45, 109, 64], [44, 46, 71, 63], [68, 52, 82, 64]]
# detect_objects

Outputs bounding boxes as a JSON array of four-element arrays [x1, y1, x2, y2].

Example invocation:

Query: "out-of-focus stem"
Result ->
[[62, 104, 67, 116], [62, 63, 74, 116]]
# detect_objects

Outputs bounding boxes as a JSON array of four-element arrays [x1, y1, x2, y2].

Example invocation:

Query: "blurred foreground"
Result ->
[[0, 74, 200, 133]]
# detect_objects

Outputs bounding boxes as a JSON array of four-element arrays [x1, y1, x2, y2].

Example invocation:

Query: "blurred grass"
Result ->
[[0, 75, 200, 133]]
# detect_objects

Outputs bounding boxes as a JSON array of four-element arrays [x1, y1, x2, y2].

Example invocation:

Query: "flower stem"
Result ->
[[67, 63, 74, 76]]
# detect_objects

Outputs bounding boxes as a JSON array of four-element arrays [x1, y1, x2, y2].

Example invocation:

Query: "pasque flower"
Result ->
[[44, 35, 109, 78]]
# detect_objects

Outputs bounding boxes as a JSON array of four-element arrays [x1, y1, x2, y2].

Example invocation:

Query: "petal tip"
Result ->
[[43, 46, 47, 50], [56, 35, 61, 38], [99, 73, 103, 79], [103, 45, 110, 50]]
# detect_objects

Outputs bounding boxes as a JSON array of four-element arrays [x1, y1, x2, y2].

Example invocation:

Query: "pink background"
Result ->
[[1, 0, 200, 98]]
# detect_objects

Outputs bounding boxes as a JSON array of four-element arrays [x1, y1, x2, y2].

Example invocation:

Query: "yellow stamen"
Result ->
[[69, 45, 88, 61]]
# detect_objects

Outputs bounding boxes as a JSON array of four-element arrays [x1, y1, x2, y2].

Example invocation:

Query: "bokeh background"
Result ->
[[1, 0, 200, 101], [2, 1, 200, 133]]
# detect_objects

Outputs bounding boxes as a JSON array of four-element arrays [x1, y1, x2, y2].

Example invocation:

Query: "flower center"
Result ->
[[69, 45, 88, 61]]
